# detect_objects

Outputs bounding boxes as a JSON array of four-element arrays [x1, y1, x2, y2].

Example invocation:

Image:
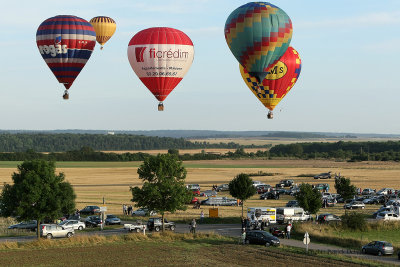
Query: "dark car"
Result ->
[[314, 172, 332, 179], [8, 220, 37, 231], [105, 214, 121, 225], [79, 205, 100, 215], [245, 230, 280, 247], [85, 215, 102, 227], [286, 200, 299, 207], [216, 184, 229, 192], [280, 179, 294, 187], [362, 241, 394, 256], [260, 191, 279, 200], [147, 217, 176, 232], [317, 214, 341, 224]]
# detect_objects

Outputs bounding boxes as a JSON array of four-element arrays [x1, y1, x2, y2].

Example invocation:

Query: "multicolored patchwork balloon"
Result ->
[[240, 46, 301, 119], [225, 2, 293, 83], [36, 15, 96, 99], [127, 27, 194, 111], [89, 16, 116, 50]]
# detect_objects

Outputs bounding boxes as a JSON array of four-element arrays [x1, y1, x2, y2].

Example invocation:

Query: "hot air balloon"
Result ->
[[36, 15, 96, 99], [127, 27, 194, 111], [225, 2, 293, 84], [240, 46, 301, 119], [89, 16, 116, 50]]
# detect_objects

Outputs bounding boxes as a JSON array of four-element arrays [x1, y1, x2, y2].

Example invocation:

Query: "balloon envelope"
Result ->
[[36, 15, 96, 90], [89, 16, 116, 49], [240, 46, 301, 111], [225, 2, 293, 83], [127, 27, 194, 103]]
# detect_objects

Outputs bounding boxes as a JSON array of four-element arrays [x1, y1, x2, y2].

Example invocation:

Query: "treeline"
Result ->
[[269, 141, 400, 161], [0, 133, 269, 152], [0, 147, 270, 162]]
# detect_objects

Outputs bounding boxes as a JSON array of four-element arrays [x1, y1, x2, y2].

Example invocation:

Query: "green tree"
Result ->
[[334, 177, 357, 201], [228, 173, 257, 218], [0, 160, 76, 239], [130, 154, 191, 231], [295, 183, 322, 215]]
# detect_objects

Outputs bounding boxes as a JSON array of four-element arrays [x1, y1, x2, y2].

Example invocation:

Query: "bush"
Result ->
[[341, 212, 366, 231]]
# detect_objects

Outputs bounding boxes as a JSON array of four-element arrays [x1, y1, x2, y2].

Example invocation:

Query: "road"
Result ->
[[2, 223, 399, 266]]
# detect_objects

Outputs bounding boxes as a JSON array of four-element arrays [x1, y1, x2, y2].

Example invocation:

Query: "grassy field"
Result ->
[[0, 159, 399, 216], [0, 233, 381, 267]]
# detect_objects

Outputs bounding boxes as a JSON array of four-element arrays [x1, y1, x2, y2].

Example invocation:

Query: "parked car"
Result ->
[[105, 214, 121, 225], [314, 172, 331, 179], [191, 189, 200, 196], [147, 217, 175, 232], [216, 184, 229, 192], [79, 205, 100, 215], [286, 200, 299, 207], [186, 184, 200, 191], [373, 206, 394, 218], [344, 201, 365, 209], [8, 220, 37, 231], [260, 191, 279, 200], [363, 197, 379, 205], [316, 214, 341, 224], [58, 220, 85, 230], [376, 212, 400, 221], [279, 179, 294, 187], [40, 224, 74, 239], [200, 190, 217, 197], [132, 208, 157, 216], [201, 197, 237, 206], [377, 188, 395, 195], [85, 215, 102, 227], [252, 181, 265, 188], [257, 185, 271, 194], [124, 220, 147, 233], [314, 183, 330, 191], [362, 241, 394, 256], [362, 188, 375, 195], [245, 230, 280, 247]]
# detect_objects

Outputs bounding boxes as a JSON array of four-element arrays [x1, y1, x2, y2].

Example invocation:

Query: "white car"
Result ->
[[253, 181, 265, 188], [344, 201, 365, 209], [132, 208, 157, 216], [376, 212, 400, 221], [58, 220, 85, 230], [40, 224, 74, 239]]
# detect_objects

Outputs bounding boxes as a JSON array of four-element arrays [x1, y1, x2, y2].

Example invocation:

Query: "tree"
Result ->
[[0, 160, 76, 239], [335, 177, 357, 201], [295, 183, 322, 215], [228, 173, 257, 218], [130, 154, 191, 231]]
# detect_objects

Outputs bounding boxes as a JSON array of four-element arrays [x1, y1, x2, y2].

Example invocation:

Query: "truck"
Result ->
[[123, 221, 147, 233], [247, 207, 276, 229], [276, 207, 311, 224]]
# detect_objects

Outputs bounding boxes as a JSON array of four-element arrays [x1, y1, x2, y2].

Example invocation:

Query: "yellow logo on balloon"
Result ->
[[266, 61, 287, 80]]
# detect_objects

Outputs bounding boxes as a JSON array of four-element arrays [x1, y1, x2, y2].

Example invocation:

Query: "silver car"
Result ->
[[59, 220, 86, 230], [40, 224, 74, 239]]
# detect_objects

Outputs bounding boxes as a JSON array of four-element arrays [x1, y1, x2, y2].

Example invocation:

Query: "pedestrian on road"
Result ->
[[200, 210, 204, 223], [190, 218, 197, 234], [286, 223, 292, 239]]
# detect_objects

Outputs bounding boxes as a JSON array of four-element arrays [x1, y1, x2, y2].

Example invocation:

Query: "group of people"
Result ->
[[122, 204, 133, 215]]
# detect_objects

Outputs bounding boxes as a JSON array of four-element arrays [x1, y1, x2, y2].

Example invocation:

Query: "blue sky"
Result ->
[[1, 0, 399, 133]]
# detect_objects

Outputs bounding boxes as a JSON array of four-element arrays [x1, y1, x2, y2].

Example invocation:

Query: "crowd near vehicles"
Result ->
[[40, 224, 74, 239]]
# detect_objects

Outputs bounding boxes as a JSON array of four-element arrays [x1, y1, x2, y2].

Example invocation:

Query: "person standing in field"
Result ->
[[190, 218, 197, 234], [286, 223, 292, 239], [200, 210, 204, 223]]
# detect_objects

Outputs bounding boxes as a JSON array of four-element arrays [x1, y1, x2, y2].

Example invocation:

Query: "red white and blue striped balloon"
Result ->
[[36, 15, 96, 93]]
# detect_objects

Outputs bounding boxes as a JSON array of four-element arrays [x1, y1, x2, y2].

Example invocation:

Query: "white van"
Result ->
[[247, 207, 276, 226], [276, 207, 311, 223]]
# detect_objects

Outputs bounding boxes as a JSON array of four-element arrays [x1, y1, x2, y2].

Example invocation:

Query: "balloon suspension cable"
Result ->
[[62, 90, 69, 100], [267, 111, 274, 119], [158, 102, 164, 111], [100, 46, 104, 50]]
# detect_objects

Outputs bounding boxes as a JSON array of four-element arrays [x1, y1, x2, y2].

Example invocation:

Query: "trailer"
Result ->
[[276, 207, 311, 224], [247, 207, 276, 229]]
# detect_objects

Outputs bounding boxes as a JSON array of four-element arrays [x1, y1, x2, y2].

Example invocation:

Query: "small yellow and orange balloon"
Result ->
[[89, 16, 116, 49], [240, 46, 302, 119]]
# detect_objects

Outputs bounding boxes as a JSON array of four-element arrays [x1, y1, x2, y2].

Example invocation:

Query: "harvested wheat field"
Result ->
[[0, 159, 399, 216]]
